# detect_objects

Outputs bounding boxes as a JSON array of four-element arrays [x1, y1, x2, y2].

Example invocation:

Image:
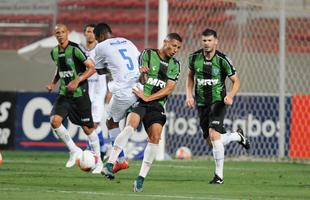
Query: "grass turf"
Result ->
[[0, 151, 309, 200]]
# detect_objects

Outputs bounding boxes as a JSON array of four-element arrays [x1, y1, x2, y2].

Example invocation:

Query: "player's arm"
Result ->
[[133, 79, 176, 102], [185, 69, 195, 108], [139, 66, 149, 84], [224, 73, 240, 105], [67, 59, 96, 92], [138, 49, 150, 84]]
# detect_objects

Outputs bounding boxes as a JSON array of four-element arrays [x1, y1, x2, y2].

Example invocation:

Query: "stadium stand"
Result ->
[[0, 0, 309, 53]]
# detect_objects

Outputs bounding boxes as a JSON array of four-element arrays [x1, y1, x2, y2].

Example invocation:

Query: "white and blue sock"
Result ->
[[109, 127, 125, 162]]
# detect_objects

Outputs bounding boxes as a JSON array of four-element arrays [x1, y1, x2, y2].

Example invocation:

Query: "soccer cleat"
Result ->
[[101, 163, 115, 180], [92, 160, 103, 174], [237, 127, 250, 150], [66, 148, 82, 168], [133, 176, 144, 192], [112, 160, 129, 173], [209, 174, 224, 184], [100, 151, 106, 162]]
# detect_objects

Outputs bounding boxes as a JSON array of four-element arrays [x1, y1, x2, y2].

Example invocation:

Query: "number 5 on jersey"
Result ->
[[118, 49, 134, 71]]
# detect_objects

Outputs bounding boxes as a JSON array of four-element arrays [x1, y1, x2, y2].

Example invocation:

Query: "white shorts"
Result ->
[[107, 83, 142, 123]]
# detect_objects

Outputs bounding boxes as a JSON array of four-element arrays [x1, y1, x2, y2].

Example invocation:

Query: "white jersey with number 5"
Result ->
[[93, 37, 141, 122]]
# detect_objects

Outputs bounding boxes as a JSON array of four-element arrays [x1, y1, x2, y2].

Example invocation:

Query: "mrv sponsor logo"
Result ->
[[197, 78, 218, 86], [147, 77, 166, 88]]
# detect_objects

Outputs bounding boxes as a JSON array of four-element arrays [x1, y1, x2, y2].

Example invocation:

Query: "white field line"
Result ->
[[0, 187, 240, 200]]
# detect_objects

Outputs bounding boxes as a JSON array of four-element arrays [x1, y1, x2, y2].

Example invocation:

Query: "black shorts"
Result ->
[[131, 101, 166, 131], [198, 101, 226, 139], [51, 95, 94, 128]]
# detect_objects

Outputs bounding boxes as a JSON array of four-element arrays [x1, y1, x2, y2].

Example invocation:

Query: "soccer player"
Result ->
[[185, 28, 250, 184], [92, 22, 141, 173], [101, 33, 183, 193], [81, 24, 110, 173], [47, 24, 102, 169]]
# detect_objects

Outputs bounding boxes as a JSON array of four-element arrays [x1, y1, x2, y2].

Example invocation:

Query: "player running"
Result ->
[[92, 22, 142, 173], [101, 33, 183, 193], [47, 24, 102, 169], [185, 28, 250, 184]]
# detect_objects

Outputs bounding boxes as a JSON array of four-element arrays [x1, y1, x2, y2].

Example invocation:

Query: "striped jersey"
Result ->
[[50, 41, 88, 97], [188, 49, 236, 106], [139, 48, 181, 107]]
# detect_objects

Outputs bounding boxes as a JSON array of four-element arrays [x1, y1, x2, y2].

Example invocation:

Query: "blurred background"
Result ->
[[0, 0, 309, 161]]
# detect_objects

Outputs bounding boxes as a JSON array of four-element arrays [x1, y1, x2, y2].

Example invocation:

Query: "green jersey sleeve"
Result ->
[[222, 56, 236, 77], [73, 46, 87, 63], [139, 49, 151, 67], [188, 53, 195, 71], [167, 59, 181, 81]]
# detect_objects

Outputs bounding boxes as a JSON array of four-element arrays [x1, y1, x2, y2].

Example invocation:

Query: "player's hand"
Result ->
[[132, 86, 148, 102], [139, 66, 149, 73], [67, 79, 79, 92], [185, 96, 195, 108], [224, 95, 233, 105], [46, 83, 55, 92]]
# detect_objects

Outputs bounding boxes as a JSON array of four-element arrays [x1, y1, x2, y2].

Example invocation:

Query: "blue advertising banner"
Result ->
[[0, 92, 16, 150], [165, 94, 292, 157], [15, 92, 89, 151], [14, 92, 148, 160]]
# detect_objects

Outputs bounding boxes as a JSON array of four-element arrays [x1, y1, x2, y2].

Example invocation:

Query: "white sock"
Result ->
[[52, 124, 79, 152], [107, 126, 134, 164], [211, 140, 225, 179], [139, 143, 159, 178], [88, 130, 101, 162], [221, 132, 241, 146]]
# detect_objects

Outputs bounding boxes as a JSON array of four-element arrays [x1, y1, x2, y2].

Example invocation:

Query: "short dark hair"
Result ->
[[93, 23, 112, 38], [84, 24, 96, 32], [202, 28, 217, 38], [167, 32, 182, 42]]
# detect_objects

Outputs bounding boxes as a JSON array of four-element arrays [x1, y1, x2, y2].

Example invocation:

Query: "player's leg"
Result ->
[[87, 98, 107, 161], [208, 102, 226, 184], [50, 96, 82, 168], [74, 95, 103, 171], [134, 123, 162, 192], [209, 129, 224, 184], [105, 92, 138, 173], [133, 103, 166, 192], [106, 118, 129, 173], [220, 125, 250, 149], [102, 110, 143, 180]]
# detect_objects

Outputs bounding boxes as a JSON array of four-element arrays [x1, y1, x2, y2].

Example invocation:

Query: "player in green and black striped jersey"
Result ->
[[185, 28, 250, 184], [47, 24, 103, 170], [102, 33, 182, 192]]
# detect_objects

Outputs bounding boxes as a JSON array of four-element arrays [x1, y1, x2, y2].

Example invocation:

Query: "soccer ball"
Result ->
[[76, 150, 97, 172], [0, 152, 3, 165], [175, 146, 192, 160]]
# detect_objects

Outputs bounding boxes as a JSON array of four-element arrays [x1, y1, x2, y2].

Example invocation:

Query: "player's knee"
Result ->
[[50, 116, 62, 128], [148, 134, 161, 144], [209, 128, 220, 141]]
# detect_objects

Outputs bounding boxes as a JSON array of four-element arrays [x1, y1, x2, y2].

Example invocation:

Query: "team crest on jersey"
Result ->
[[66, 58, 73, 65], [212, 68, 219, 76]]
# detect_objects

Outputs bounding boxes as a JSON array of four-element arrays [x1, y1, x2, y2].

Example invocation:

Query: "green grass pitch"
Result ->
[[0, 151, 309, 200]]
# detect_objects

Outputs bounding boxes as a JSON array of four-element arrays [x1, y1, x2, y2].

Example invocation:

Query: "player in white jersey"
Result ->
[[92, 22, 141, 173], [82, 24, 109, 174]]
